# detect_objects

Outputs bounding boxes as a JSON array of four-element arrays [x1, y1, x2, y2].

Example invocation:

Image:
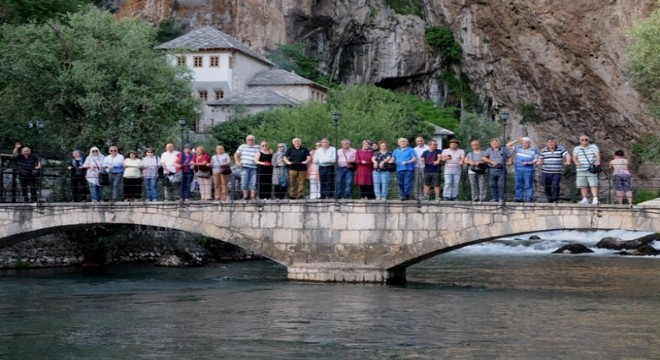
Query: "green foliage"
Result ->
[[626, 6, 660, 118], [631, 133, 660, 167], [425, 26, 462, 62], [209, 111, 272, 154], [0, 0, 92, 24], [384, 0, 422, 17], [0, 8, 200, 153], [519, 103, 542, 124], [455, 112, 501, 147], [211, 86, 456, 149], [268, 43, 334, 87], [633, 190, 660, 204], [438, 69, 481, 112]]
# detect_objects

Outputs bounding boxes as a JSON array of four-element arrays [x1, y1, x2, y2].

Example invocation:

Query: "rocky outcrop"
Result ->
[[113, 0, 659, 155]]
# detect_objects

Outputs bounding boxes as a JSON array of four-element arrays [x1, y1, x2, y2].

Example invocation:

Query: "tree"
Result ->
[[0, 0, 92, 24], [626, 5, 660, 118], [0, 8, 200, 154]]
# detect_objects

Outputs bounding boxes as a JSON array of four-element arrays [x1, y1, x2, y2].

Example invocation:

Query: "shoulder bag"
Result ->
[[581, 148, 602, 174]]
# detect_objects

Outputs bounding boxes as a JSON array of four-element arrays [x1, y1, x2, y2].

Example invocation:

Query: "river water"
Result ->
[[1, 231, 658, 359]]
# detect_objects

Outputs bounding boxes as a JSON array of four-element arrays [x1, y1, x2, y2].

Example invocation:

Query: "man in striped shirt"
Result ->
[[537, 137, 571, 203], [234, 134, 260, 200]]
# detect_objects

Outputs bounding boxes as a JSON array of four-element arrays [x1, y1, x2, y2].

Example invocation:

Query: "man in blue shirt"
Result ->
[[506, 137, 538, 202], [392, 138, 417, 200]]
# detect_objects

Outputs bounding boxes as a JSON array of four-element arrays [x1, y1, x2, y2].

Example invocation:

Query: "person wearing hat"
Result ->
[[176, 143, 195, 204], [123, 150, 142, 201], [441, 138, 465, 200], [507, 137, 539, 202]]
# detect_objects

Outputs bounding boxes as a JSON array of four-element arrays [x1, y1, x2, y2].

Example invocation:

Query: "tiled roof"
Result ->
[[156, 26, 274, 66], [209, 89, 299, 107], [247, 69, 326, 89]]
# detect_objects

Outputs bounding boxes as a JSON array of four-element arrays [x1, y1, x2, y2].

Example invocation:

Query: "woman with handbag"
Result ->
[[211, 145, 232, 201], [211, 145, 231, 201], [192, 146, 212, 201], [83, 146, 105, 203], [68, 149, 87, 202]]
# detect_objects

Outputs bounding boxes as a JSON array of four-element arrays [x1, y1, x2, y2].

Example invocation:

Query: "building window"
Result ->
[[215, 90, 224, 100], [193, 56, 203, 67], [176, 56, 186, 66], [210, 56, 219, 67], [198, 90, 208, 101], [228, 56, 233, 69]]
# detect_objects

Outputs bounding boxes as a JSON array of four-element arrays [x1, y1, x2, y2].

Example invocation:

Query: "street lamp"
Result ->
[[179, 118, 187, 148], [499, 111, 509, 209], [28, 119, 46, 202], [332, 112, 340, 202]]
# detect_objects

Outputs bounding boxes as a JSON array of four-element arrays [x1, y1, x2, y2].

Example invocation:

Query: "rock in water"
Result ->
[[155, 255, 184, 267], [597, 236, 654, 250], [528, 235, 541, 240], [633, 245, 660, 256], [552, 244, 594, 254]]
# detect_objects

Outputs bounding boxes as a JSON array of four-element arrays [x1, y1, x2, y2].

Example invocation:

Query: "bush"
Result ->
[[425, 26, 462, 62], [210, 85, 458, 149]]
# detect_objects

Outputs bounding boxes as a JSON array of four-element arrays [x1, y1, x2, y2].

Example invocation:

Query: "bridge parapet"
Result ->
[[0, 200, 658, 283]]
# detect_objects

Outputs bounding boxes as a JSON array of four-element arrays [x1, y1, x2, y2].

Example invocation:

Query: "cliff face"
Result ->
[[113, 0, 658, 151]]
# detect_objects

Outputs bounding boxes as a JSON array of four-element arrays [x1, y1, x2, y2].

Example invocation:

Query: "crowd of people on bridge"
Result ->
[[9, 133, 634, 205]]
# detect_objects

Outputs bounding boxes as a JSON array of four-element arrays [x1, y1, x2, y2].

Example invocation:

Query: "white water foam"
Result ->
[[449, 230, 656, 256]]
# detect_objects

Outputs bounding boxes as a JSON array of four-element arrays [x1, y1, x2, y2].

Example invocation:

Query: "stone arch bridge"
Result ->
[[1, 201, 658, 283]]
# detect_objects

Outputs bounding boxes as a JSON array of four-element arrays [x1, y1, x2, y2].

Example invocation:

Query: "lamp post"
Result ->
[[499, 111, 509, 209], [179, 118, 187, 148], [28, 119, 45, 202], [332, 112, 340, 203]]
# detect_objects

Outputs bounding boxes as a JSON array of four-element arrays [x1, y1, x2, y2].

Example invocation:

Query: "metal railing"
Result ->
[[2, 156, 659, 205]]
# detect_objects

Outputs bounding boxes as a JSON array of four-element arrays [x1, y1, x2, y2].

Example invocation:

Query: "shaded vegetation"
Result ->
[[384, 0, 422, 17], [626, 6, 660, 118], [268, 43, 334, 87]]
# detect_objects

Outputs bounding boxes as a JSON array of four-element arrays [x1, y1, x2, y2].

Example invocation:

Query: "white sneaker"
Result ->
[[579, 198, 589, 205], [592, 197, 599, 205]]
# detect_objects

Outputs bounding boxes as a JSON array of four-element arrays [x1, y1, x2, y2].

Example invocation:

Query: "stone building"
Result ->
[[156, 26, 327, 132]]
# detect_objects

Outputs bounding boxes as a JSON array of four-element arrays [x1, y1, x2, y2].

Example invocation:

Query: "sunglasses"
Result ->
[[110, 150, 117, 152], [579, 139, 589, 141], [92, 150, 98, 152]]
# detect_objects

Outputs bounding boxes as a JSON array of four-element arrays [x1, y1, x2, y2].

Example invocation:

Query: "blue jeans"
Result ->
[[396, 170, 414, 199], [515, 170, 535, 201], [240, 167, 257, 191], [179, 171, 194, 200], [336, 167, 353, 199], [490, 168, 506, 201], [144, 177, 159, 201], [443, 172, 461, 199], [109, 172, 123, 200], [88, 183, 103, 202], [542, 172, 562, 202], [319, 166, 335, 198], [372, 171, 391, 199]]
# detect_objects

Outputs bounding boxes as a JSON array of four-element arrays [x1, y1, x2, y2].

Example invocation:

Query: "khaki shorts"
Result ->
[[576, 171, 598, 188]]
